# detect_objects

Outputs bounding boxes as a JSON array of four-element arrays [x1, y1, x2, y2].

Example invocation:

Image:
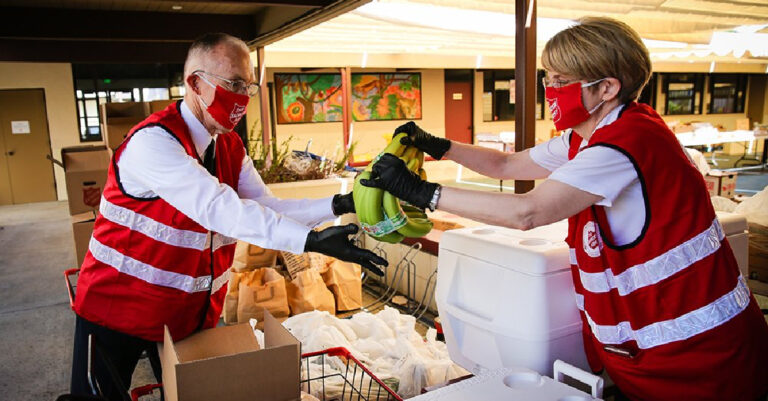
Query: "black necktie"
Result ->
[[203, 139, 216, 176]]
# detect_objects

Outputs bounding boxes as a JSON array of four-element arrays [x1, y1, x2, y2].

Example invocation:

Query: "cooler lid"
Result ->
[[438, 221, 570, 275], [716, 211, 748, 234]]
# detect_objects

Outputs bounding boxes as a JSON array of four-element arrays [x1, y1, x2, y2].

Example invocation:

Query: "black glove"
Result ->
[[332, 192, 355, 216], [394, 121, 451, 160], [360, 153, 440, 210], [304, 224, 387, 275]]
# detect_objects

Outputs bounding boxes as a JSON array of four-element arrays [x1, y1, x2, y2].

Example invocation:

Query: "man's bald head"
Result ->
[[183, 33, 251, 77]]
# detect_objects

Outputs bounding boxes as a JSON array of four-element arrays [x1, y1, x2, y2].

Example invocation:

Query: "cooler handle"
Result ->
[[553, 359, 604, 399], [442, 302, 493, 323]]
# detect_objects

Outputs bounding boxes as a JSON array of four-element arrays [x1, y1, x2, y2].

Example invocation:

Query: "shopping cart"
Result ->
[[66, 270, 402, 401], [63, 268, 162, 401], [301, 347, 402, 401]]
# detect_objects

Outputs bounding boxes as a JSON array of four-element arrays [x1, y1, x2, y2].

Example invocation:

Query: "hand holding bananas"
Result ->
[[360, 153, 441, 211], [331, 192, 355, 215], [394, 121, 451, 160], [304, 224, 387, 275]]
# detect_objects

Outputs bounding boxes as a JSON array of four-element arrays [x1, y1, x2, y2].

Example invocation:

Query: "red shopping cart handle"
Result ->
[[64, 268, 80, 310], [302, 347, 403, 400], [131, 383, 162, 401]]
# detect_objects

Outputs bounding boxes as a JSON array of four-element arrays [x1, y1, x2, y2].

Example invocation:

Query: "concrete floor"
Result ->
[[1, 199, 766, 400]]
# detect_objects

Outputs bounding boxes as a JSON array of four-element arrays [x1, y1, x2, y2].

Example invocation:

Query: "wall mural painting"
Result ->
[[275, 73, 343, 124], [275, 73, 422, 124], [351, 73, 422, 121]]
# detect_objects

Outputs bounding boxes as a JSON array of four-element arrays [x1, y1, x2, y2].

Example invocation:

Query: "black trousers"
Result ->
[[70, 315, 162, 401]]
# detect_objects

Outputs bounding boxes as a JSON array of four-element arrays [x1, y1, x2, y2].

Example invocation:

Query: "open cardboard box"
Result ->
[[161, 311, 300, 401], [61, 146, 110, 215], [71, 211, 97, 267]]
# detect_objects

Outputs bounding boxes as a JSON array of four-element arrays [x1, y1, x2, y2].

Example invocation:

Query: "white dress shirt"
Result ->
[[530, 104, 646, 246], [117, 100, 336, 254]]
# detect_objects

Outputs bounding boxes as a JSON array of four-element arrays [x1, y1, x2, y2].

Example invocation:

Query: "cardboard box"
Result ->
[[161, 311, 300, 401], [101, 102, 147, 150], [704, 170, 737, 198], [62, 146, 110, 215], [71, 212, 96, 267], [146, 99, 176, 114]]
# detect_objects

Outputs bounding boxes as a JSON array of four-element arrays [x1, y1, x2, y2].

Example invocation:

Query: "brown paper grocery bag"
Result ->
[[322, 259, 363, 311], [236, 267, 291, 323], [232, 241, 278, 272], [287, 269, 336, 315], [223, 268, 241, 324]]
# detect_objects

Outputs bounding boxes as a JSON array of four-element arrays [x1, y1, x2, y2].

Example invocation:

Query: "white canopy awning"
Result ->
[[263, 0, 768, 72]]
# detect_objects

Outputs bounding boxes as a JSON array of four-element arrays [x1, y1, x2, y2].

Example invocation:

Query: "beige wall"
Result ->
[[0, 62, 84, 200], [472, 71, 556, 145], [260, 68, 445, 162]]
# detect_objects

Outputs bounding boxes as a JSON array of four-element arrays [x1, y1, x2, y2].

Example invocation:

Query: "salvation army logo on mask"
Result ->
[[230, 103, 247, 125], [582, 221, 603, 258], [547, 97, 561, 123]]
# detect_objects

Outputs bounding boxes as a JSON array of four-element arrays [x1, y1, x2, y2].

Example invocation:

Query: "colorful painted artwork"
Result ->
[[351, 73, 421, 121], [274, 72, 422, 124], [274, 74, 343, 123]]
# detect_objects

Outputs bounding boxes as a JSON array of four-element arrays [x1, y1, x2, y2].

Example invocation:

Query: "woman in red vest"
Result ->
[[363, 17, 768, 401]]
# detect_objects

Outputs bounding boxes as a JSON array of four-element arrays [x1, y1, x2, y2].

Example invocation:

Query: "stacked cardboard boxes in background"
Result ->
[[61, 146, 110, 267], [101, 99, 175, 151], [704, 170, 738, 198]]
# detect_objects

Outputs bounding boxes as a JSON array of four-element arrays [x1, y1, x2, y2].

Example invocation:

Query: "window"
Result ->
[[663, 73, 705, 115], [637, 73, 657, 108], [709, 74, 747, 114], [72, 64, 184, 142], [482, 70, 545, 122]]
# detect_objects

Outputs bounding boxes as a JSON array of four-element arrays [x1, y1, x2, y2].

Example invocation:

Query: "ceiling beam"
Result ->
[[0, 7, 256, 42], [0, 39, 191, 63], [155, 0, 328, 6]]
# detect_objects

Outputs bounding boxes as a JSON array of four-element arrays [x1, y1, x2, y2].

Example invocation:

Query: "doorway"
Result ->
[[444, 69, 474, 144], [0, 89, 56, 205]]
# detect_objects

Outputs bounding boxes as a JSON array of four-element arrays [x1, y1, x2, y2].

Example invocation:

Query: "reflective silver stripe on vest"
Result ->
[[208, 233, 238, 252], [88, 237, 212, 293], [100, 197, 209, 251], [211, 269, 231, 294], [579, 218, 725, 296], [577, 276, 750, 349], [569, 248, 578, 265]]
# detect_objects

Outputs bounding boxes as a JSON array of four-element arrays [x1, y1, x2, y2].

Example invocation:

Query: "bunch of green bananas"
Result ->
[[353, 133, 434, 243]]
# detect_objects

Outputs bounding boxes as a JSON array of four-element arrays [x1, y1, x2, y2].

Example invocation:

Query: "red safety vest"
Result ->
[[566, 102, 768, 401], [74, 101, 244, 342]]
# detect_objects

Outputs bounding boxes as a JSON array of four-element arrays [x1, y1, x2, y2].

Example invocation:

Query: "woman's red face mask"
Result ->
[[545, 78, 605, 131]]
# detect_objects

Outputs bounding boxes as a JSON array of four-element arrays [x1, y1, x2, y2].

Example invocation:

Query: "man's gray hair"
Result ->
[[183, 32, 249, 76]]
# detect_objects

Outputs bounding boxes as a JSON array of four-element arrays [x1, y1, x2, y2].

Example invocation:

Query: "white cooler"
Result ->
[[436, 221, 588, 376]]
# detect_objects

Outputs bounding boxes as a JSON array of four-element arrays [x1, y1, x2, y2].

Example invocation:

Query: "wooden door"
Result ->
[[444, 81, 473, 144], [0, 89, 56, 205]]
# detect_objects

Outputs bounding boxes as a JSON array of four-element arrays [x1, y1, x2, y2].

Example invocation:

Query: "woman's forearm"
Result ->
[[444, 142, 551, 180]]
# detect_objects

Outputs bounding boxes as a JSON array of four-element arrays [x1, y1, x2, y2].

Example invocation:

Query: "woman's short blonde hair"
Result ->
[[542, 17, 651, 103]]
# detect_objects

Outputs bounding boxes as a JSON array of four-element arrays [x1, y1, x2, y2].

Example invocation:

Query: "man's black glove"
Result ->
[[304, 224, 387, 275], [360, 153, 440, 210], [332, 192, 355, 216], [394, 121, 451, 160]]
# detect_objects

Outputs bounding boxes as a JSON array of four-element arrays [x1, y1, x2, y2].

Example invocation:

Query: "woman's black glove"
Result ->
[[360, 153, 440, 210], [304, 224, 387, 275], [394, 121, 451, 160], [331, 192, 355, 215]]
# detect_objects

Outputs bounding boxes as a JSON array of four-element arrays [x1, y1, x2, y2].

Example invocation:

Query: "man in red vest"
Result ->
[[70, 33, 386, 400], [363, 17, 768, 401]]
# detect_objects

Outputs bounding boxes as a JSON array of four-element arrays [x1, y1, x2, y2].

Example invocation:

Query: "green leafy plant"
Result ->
[[247, 119, 356, 184]]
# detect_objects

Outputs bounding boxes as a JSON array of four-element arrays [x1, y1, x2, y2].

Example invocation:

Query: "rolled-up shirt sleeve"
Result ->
[[118, 127, 310, 253], [236, 154, 337, 227]]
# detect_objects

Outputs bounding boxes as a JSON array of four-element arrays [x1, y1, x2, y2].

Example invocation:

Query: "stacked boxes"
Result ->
[[61, 146, 110, 267]]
